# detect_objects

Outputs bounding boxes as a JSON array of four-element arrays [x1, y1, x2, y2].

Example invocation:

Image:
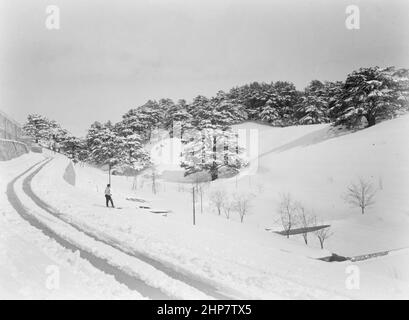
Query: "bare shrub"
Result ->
[[344, 178, 376, 214], [311, 216, 333, 249], [315, 227, 332, 249], [222, 196, 234, 219], [278, 193, 298, 238], [296, 204, 314, 245], [210, 190, 225, 216], [233, 193, 252, 223]]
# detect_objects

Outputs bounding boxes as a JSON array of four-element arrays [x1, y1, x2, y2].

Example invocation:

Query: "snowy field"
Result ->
[[1, 115, 409, 299]]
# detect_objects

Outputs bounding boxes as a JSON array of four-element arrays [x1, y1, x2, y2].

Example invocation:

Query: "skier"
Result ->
[[104, 184, 115, 208]]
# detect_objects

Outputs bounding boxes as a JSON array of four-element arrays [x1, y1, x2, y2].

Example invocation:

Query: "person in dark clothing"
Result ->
[[104, 184, 114, 208]]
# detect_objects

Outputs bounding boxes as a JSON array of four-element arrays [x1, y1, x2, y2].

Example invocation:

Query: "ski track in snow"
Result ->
[[7, 157, 235, 300]]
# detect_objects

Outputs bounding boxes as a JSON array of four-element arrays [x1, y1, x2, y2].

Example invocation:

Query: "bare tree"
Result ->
[[233, 193, 252, 223], [210, 190, 225, 216], [222, 196, 234, 219], [151, 170, 157, 194], [132, 174, 138, 190], [194, 175, 208, 214], [344, 178, 376, 214], [278, 193, 298, 238], [313, 223, 333, 250], [296, 204, 313, 245]]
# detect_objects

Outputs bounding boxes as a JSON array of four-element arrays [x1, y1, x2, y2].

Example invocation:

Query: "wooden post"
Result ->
[[192, 186, 196, 226], [109, 164, 112, 185]]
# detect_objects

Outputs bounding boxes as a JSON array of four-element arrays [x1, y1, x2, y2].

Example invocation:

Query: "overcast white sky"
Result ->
[[0, 0, 408, 135]]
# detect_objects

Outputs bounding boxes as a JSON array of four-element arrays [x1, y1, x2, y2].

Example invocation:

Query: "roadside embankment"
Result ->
[[0, 139, 30, 161]]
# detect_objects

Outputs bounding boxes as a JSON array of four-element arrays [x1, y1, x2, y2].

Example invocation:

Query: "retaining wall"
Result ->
[[0, 139, 30, 161]]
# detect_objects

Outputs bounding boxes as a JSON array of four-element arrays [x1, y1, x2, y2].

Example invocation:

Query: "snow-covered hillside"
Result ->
[[232, 115, 409, 256], [1, 115, 409, 299]]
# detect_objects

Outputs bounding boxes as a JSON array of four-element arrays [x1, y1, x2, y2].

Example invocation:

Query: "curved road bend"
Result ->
[[11, 158, 237, 299], [7, 158, 170, 299], [24, 159, 236, 300]]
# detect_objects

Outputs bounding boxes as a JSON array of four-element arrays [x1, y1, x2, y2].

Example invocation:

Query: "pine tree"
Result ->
[[260, 98, 281, 125], [86, 122, 127, 181], [188, 92, 246, 130], [140, 100, 163, 139], [163, 99, 192, 138], [258, 81, 300, 126], [49, 120, 69, 143], [23, 114, 52, 143], [181, 128, 247, 181], [211, 91, 247, 128], [159, 98, 175, 126], [121, 100, 163, 142], [120, 109, 148, 139], [229, 82, 272, 120], [187, 95, 211, 129], [181, 93, 247, 181], [61, 135, 84, 163], [298, 80, 329, 125], [332, 66, 409, 128], [325, 81, 344, 122], [115, 121, 150, 170], [271, 81, 300, 126]]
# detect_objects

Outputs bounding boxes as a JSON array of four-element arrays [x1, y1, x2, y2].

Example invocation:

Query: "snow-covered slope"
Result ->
[[231, 115, 409, 255], [24, 115, 409, 299], [126, 114, 409, 256]]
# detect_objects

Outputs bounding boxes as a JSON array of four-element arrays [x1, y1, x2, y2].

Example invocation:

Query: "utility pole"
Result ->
[[192, 186, 196, 226]]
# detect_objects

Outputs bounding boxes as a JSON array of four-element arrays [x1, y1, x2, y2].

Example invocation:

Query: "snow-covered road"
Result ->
[[6, 157, 235, 300]]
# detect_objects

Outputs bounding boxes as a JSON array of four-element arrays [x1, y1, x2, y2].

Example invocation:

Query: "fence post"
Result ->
[[192, 186, 196, 226]]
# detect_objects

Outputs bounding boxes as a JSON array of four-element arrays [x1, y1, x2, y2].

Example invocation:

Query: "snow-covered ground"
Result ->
[[5, 115, 404, 299], [0, 154, 143, 299]]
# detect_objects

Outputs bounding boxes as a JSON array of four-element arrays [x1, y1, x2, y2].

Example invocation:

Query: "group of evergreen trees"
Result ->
[[22, 114, 87, 162], [23, 114, 69, 144], [331, 67, 409, 128], [23, 115, 151, 176], [23, 66, 409, 180], [85, 121, 150, 180], [228, 66, 409, 127]]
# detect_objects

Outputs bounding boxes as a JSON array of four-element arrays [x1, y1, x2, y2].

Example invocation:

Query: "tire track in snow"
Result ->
[[6, 158, 171, 299], [26, 159, 236, 300]]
